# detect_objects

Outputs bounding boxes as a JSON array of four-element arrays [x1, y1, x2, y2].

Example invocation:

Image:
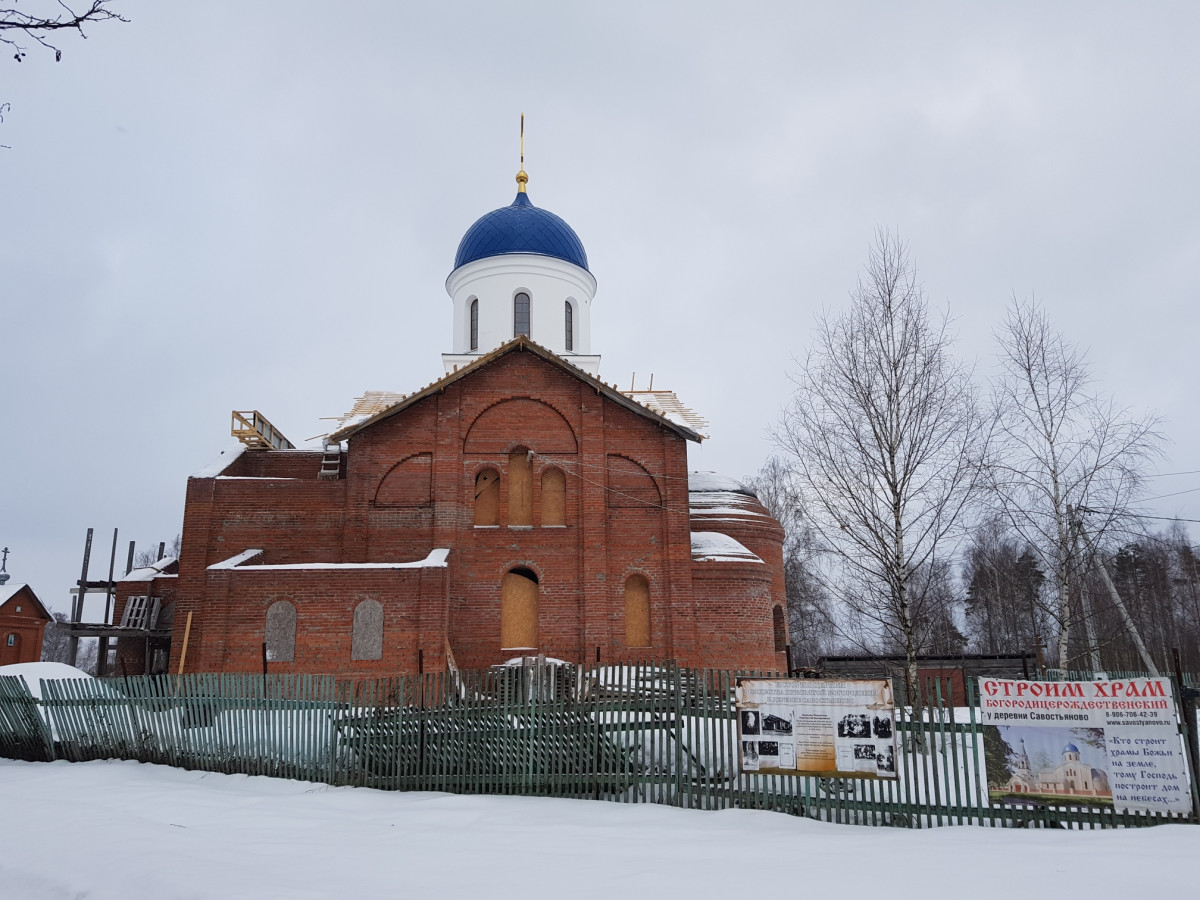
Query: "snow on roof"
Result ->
[[120, 557, 179, 583], [208, 549, 265, 570], [208, 548, 451, 571], [0, 582, 30, 605], [688, 471, 756, 495], [689, 491, 771, 518], [192, 444, 246, 478], [690, 532, 763, 564], [0, 583, 52, 619], [215, 476, 300, 481]]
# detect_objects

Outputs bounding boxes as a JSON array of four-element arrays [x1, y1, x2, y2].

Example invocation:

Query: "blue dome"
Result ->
[[453, 192, 589, 272], [1064, 743, 1080, 753]]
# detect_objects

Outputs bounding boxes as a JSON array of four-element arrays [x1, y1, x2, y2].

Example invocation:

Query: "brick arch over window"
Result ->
[[474, 467, 501, 526], [624, 574, 651, 648], [606, 455, 662, 508], [541, 467, 566, 526], [374, 453, 433, 507], [352, 598, 384, 661], [265, 600, 296, 662], [501, 567, 539, 650], [463, 398, 578, 455]]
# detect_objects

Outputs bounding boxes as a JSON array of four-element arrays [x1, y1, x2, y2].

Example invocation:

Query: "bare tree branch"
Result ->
[[0, 2, 126, 62]]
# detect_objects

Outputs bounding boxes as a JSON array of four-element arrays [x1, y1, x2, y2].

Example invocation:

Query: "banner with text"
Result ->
[[735, 678, 897, 779], [979, 677, 1192, 814]]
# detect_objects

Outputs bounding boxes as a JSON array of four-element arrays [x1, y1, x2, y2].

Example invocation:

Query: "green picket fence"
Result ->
[[0, 663, 1195, 829]]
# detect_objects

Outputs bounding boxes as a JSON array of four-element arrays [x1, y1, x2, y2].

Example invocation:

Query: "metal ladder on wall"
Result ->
[[319, 443, 343, 480]]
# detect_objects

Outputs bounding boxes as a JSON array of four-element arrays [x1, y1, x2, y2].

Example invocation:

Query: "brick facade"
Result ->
[[0, 584, 53, 666], [155, 340, 787, 678]]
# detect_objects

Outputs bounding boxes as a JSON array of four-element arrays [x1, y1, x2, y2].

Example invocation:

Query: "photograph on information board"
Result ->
[[979, 677, 1192, 814], [735, 678, 897, 779]]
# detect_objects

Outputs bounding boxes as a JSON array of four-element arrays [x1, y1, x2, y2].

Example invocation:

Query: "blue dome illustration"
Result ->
[[453, 191, 589, 272], [1064, 743, 1080, 753]]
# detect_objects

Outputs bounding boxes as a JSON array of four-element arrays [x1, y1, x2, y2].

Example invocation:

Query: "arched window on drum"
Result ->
[[514, 292, 531, 338]]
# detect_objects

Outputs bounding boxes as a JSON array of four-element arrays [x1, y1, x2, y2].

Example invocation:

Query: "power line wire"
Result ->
[[1141, 485, 1200, 502]]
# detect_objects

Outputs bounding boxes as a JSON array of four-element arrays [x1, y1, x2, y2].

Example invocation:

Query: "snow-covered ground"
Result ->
[[0, 759, 1194, 900]]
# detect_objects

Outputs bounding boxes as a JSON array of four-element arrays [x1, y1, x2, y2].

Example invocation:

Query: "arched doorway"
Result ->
[[501, 567, 539, 650], [624, 574, 650, 649]]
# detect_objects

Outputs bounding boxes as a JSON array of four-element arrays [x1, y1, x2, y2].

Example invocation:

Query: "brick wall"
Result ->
[[0, 587, 50, 665], [167, 347, 786, 677]]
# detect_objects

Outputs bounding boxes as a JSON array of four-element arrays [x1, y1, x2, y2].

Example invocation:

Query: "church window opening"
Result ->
[[351, 598, 384, 660], [508, 449, 533, 526], [469, 298, 479, 351], [624, 574, 650, 648], [501, 567, 539, 650], [475, 468, 501, 526], [564, 301, 574, 351], [264, 600, 296, 662], [773, 605, 787, 653], [514, 292, 530, 337], [5, 634, 13, 647], [541, 468, 566, 526]]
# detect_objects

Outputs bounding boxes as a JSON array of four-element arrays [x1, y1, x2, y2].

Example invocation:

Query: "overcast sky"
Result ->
[[3, 2, 1199, 615]]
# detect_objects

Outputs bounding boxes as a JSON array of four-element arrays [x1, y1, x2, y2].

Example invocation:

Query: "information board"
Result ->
[[735, 678, 898, 779]]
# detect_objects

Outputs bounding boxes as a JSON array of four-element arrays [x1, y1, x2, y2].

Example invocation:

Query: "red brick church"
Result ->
[[113, 161, 788, 677]]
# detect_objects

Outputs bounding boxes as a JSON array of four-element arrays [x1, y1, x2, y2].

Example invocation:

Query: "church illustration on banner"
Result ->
[[1000, 729, 1112, 800]]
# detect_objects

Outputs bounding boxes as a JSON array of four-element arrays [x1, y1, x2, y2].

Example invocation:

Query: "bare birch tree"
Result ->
[[989, 298, 1163, 671], [776, 231, 986, 704]]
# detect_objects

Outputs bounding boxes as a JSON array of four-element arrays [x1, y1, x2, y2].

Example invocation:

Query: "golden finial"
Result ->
[[516, 113, 528, 193]]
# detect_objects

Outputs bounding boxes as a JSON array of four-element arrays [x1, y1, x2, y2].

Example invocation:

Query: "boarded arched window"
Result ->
[[624, 574, 650, 648], [501, 567, 539, 650], [469, 298, 479, 351], [514, 292, 530, 337], [773, 605, 787, 652], [475, 468, 500, 526], [265, 600, 296, 662], [352, 599, 383, 661], [564, 301, 574, 351], [508, 449, 533, 526], [541, 468, 566, 526]]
